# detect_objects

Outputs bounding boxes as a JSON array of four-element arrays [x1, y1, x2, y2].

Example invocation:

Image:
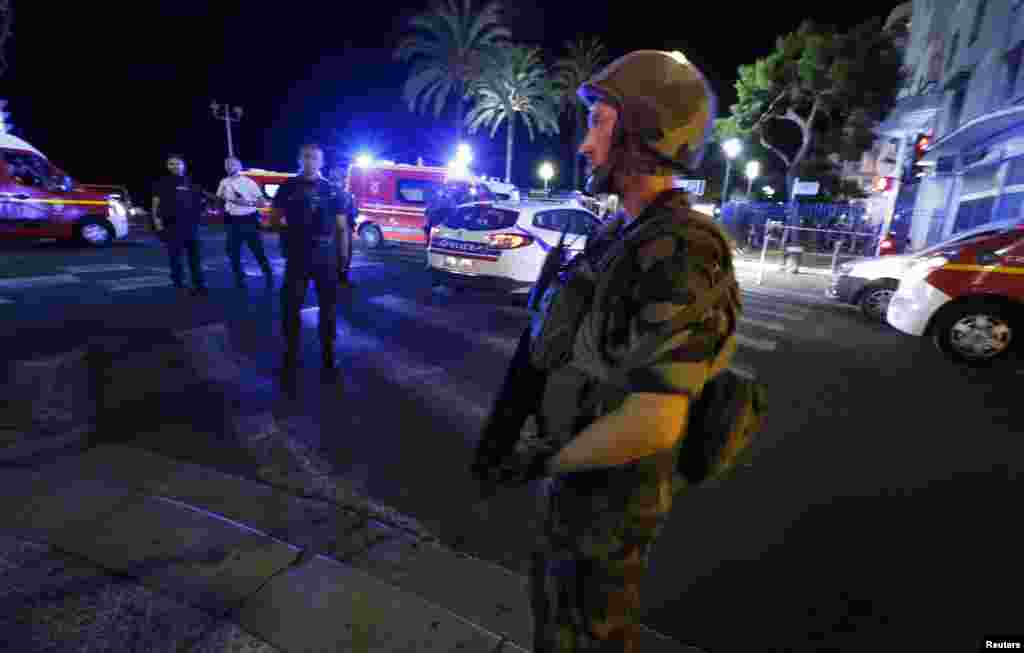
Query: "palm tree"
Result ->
[[465, 45, 560, 184], [394, 0, 511, 143], [552, 36, 609, 190], [0, 0, 12, 78]]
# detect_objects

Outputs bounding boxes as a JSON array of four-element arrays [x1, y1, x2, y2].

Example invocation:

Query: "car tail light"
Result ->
[[880, 238, 894, 251], [488, 233, 533, 249], [430, 225, 442, 236]]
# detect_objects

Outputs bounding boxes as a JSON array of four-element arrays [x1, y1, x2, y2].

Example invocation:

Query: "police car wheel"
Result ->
[[77, 218, 115, 248], [932, 300, 1017, 366], [858, 281, 897, 323], [359, 224, 383, 249]]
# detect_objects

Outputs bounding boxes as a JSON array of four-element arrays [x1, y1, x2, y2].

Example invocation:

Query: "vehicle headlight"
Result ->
[[905, 255, 948, 281], [107, 199, 126, 219]]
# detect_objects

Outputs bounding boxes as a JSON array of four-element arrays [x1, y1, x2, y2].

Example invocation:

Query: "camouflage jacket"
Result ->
[[525, 189, 741, 554]]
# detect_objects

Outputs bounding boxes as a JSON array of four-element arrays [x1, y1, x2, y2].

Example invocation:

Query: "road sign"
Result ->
[[792, 180, 820, 196], [674, 178, 706, 196]]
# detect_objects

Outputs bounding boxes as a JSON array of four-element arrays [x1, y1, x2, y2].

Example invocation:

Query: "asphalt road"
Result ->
[[1, 227, 1020, 652]]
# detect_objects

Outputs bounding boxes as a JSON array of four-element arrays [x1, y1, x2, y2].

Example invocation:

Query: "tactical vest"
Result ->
[[529, 190, 740, 462]]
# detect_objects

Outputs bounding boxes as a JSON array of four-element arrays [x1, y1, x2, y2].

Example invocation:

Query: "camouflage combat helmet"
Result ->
[[577, 50, 717, 195]]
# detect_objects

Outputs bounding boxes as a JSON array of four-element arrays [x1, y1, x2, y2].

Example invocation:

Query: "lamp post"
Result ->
[[539, 161, 555, 193], [721, 138, 742, 203], [745, 160, 761, 197], [210, 101, 243, 159]]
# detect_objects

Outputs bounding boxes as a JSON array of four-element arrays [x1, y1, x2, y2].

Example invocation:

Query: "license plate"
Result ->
[[444, 256, 473, 269]]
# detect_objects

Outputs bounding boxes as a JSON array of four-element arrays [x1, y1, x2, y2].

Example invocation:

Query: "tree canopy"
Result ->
[[716, 18, 904, 196]]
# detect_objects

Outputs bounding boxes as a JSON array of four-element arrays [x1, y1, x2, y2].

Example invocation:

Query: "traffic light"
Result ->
[[904, 132, 931, 183]]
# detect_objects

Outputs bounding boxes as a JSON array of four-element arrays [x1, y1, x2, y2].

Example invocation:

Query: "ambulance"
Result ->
[[0, 134, 129, 247], [345, 159, 519, 248], [886, 219, 1024, 365]]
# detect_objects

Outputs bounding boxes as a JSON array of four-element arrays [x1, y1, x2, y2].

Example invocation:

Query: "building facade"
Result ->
[[878, 0, 1024, 250]]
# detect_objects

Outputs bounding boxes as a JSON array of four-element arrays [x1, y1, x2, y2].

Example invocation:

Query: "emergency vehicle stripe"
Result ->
[[943, 264, 1024, 275], [2, 199, 109, 206]]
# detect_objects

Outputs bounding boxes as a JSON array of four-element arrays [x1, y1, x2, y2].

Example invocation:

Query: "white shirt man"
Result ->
[[217, 161, 264, 223], [217, 157, 273, 289]]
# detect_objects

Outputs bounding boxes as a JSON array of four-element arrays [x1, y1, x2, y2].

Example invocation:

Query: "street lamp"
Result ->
[[762, 185, 775, 198], [721, 138, 742, 203], [211, 101, 243, 159], [745, 160, 761, 197], [539, 161, 555, 193], [355, 153, 373, 168]]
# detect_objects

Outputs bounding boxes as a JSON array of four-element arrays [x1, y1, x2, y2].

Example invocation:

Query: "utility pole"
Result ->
[[210, 101, 243, 159]]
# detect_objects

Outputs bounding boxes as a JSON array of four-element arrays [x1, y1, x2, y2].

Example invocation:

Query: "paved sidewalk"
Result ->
[[1, 325, 705, 652]]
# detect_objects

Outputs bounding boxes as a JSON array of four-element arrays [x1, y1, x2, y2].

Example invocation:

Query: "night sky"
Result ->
[[1, 0, 900, 202]]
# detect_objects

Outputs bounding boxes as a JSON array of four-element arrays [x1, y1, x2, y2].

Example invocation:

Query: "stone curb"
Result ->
[[2, 328, 704, 651]]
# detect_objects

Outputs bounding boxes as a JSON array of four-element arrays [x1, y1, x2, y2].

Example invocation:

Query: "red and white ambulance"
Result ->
[[0, 134, 129, 247], [345, 159, 518, 248], [887, 220, 1024, 365]]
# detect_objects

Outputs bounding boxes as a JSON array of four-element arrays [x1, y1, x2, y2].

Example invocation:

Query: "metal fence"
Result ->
[[721, 200, 872, 247], [751, 222, 880, 284]]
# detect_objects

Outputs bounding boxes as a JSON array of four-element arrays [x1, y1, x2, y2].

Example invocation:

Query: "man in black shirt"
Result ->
[[328, 164, 358, 288], [272, 144, 345, 383], [151, 154, 208, 296]]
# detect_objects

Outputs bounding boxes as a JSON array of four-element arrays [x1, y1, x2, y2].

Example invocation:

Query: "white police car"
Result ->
[[427, 199, 601, 293]]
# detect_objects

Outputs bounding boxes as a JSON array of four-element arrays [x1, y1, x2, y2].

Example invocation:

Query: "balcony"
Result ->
[[877, 92, 945, 135]]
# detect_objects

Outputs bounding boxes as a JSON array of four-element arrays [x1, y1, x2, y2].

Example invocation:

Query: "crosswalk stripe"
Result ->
[[735, 333, 778, 352], [370, 293, 762, 380], [0, 274, 80, 289], [739, 316, 787, 333], [368, 294, 518, 357], [301, 307, 492, 425], [741, 304, 808, 321], [61, 264, 136, 274], [102, 276, 174, 291]]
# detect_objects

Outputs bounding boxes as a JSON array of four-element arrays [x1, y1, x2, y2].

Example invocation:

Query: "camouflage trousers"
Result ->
[[529, 479, 660, 652]]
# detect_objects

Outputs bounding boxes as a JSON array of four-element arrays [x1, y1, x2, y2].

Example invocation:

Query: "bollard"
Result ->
[[784, 246, 805, 274]]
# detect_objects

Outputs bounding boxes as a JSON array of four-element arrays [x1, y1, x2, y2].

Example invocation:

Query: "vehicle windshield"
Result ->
[[443, 205, 518, 231]]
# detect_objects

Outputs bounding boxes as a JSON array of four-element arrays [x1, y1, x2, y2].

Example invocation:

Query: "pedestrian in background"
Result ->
[[217, 156, 274, 290], [328, 164, 358, 288], [271, 144, 345, 384], [151, 154, 208, 296]]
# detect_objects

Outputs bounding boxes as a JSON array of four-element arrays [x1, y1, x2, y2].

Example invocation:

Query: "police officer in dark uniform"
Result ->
[[271, 144, 345, 383], [328, 164, 358, 288], [151, 154, 208, 296]]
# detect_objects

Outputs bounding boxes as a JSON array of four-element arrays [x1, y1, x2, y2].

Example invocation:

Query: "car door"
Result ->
[[0, 150, 55, 234]]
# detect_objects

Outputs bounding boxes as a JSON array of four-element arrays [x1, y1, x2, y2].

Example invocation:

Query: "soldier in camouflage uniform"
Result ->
[[471, 50, 741, 652]]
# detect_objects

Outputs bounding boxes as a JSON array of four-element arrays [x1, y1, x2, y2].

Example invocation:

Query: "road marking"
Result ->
[[369, 294, 518, 357], [739, 316, 787, 333], [0, 297, 13, 304], [376, 293, 761, 379], [101, 276, 174, 291], [302, 307, 492, 424], [0, 274, 80, 289], [736, 332, 778, 352], [61, 264, 136, 274], [729, 364, 757, 380], [741, 304, 808, 322]]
